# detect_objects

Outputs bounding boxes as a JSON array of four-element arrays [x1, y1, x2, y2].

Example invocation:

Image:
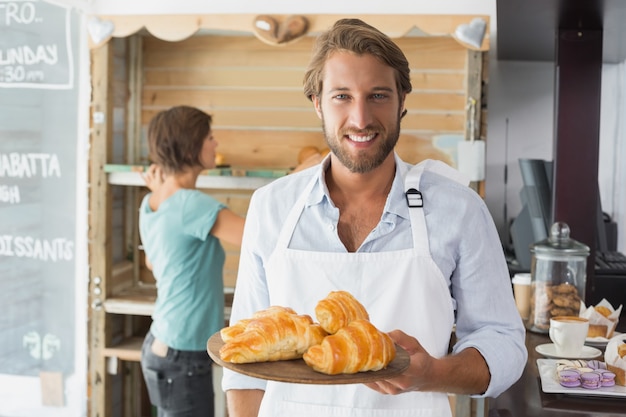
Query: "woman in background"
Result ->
[[139, 105, 244, 417]]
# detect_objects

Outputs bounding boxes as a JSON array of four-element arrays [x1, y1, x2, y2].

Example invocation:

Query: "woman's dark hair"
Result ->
[[147, 105, 212, 174], [303, 18, 412, 101]]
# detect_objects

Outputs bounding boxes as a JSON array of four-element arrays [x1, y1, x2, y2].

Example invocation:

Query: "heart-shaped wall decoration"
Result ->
[[87, 16, 115, 48], [454, 18, 487, 49], [253, 15, 309, 46]]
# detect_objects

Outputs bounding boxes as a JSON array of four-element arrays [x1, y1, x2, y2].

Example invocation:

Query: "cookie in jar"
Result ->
[[527, 222, 589, 333], [528, 281, 582, 332]]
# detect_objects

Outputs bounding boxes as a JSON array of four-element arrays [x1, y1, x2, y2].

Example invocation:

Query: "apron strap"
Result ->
[[404, 164, 429, 252], [274, 173, 318, 250], [403, 159, 469, 252]]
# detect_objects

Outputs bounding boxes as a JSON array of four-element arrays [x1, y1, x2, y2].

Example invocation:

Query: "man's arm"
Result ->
[[226, 389, 264, 417]]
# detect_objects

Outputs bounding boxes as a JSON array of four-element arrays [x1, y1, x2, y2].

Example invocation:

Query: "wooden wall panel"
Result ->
[[402, 113, 465, 132], [142, 108, 318, 128], [396, 37, 467, 70], [141, 90, 310, 111], [411, 72, 465, 91], [139, 32, 469, 168], [144, 68, 305, 88]]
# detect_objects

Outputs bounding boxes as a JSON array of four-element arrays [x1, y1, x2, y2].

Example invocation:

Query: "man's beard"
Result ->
[[322, 114, 401, 174]]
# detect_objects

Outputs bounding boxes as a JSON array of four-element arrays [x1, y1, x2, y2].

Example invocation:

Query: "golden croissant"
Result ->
[[315, 290, 370, 334], [220, 306, 297, 342], [219, 307, 327, 363], [303, 319, 396, 374]]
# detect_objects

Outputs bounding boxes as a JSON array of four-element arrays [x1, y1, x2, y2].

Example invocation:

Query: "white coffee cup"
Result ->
[[549, 316, 589, 357], [511, 273, 531, 319]]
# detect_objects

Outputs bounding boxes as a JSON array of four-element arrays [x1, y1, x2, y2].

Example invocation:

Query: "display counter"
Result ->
[[490, 327, 626, 417]]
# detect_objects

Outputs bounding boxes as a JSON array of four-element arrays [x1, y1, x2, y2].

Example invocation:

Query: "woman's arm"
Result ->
[[210, 208, 245, 246]]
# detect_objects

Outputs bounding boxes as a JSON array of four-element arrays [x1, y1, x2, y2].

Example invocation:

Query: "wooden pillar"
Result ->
[[465, 49, 486, 196], [89, 41, 114, 417], [552, 29, 602, 301]]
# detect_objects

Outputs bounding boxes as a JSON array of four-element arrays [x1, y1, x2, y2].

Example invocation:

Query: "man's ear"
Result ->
[[399, 93, 408, 119], [312, 95, 323, 119]]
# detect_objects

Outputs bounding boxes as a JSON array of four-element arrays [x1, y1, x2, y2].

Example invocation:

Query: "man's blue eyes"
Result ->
[[333, 94, 387, 100]]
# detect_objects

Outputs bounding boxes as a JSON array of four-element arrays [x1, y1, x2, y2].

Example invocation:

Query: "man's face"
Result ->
[[313, 52, 405, 174]]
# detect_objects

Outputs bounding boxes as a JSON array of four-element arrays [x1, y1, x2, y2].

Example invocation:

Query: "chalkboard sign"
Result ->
[[0, 0, 74, 88], [0, 0, 79, 381]]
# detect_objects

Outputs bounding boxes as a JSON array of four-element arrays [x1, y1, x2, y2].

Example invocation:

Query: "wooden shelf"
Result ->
[[104, 285, 235, 318], [105, 164, 289, 190], [102, 337, 143, 362], [104, 284, 157, 316]]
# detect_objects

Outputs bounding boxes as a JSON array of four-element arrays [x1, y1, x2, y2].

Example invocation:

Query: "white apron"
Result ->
[[259, 161, 461, 417]]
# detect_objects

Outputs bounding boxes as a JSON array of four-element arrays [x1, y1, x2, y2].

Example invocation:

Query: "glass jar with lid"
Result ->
[[527, 222, 590, 333]]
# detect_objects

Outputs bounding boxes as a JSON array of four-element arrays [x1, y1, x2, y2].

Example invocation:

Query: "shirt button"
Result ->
[[328, 224, 335, 231]]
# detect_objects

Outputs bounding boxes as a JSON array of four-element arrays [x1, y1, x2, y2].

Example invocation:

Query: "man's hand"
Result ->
[[364, 330, 435, 395], [364, 329, 490, 396]]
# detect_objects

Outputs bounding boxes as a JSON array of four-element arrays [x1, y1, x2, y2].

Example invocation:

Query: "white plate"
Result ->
[[585, 332, 624, 348], [537, 359, 626, 397], [535, 343, 603, 360]]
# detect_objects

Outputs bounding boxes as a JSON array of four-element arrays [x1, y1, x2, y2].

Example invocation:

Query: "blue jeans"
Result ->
[[141, 332, 215, 417]]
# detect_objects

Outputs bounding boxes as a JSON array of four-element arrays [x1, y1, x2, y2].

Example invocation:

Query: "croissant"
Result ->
[[219, 308, 327, 363], [315, 290, 369, 334], [303, 319, 396, 375], [220, 306, 297, 342]]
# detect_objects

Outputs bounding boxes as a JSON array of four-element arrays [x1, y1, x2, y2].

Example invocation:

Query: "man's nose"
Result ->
[[348, 99, 374, 129]]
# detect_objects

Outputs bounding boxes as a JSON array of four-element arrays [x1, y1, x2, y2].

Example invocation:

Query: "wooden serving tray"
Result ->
[[207, 332, 410, 385]]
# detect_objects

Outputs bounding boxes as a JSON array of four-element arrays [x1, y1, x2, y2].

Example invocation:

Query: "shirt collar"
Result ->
[[305, 152, 411, 221]]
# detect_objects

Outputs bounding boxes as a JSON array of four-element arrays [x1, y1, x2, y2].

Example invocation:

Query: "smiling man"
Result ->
[[222, 18, 527, 417]]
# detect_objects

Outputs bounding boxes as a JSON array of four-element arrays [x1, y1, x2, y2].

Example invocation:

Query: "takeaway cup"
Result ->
[[512, 273, 531, 320]]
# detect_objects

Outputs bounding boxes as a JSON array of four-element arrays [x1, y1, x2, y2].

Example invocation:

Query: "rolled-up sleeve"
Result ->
[[446, 189, 527, 398]]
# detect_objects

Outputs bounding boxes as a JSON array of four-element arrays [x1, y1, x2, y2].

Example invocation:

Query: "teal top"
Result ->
[[139, 189, 226, 351]]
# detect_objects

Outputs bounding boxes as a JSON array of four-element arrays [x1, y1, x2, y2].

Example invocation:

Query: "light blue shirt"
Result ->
[[224, 153, 527, 398], [139, 189, 226, 351]]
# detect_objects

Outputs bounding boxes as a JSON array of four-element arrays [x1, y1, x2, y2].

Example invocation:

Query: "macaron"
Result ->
[[599, 370, 616, 387], [558, 369, 581, 388], [581, 372, 602, 389]]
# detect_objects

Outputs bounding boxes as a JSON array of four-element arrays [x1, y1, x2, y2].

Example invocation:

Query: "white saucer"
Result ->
[[535, 343, 602, 360], [585, 331, 623, 348]]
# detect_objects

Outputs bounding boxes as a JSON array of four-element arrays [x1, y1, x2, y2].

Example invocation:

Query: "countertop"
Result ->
[[490, 326, 626, 417]]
